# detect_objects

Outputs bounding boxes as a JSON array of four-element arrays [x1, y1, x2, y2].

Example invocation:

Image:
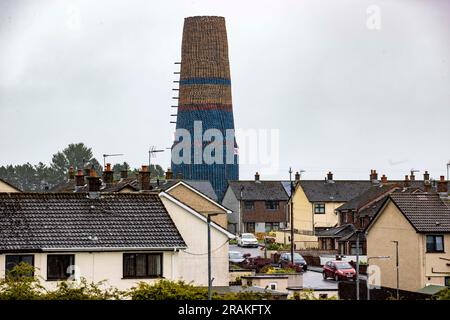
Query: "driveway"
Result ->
[[229, 244, 337, 290]]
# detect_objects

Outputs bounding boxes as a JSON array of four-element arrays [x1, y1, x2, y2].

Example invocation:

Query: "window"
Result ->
[[426, 235, 444, 253], [445, 277, 450, 287], [268, 282, 277, 290], [47, 255, 75, 280], [246, 222, 255, 233], [265, 222, 280, 232], [350, 243, 363, 255], [265, 201, 279, 210], [5, 255, 34, 278], [244, 201, 255, 210], [314, 203, 325, 214], [123, 253, 162, 278]]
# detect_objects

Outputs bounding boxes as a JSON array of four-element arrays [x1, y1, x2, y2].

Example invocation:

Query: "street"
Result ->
[[230, 245, 337, 290]]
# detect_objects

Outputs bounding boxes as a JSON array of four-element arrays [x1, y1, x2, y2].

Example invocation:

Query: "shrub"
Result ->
[[128, 280, 210, 300], [45, 279, 123, 300], [0, 263, 44, 300], [433, 288, 450, 300]]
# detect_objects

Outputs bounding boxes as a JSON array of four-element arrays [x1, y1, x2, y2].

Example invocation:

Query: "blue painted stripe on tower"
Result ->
[[179, 77, 231, 85]]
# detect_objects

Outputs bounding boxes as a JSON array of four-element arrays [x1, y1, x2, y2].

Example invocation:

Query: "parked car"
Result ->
[[237, 233, 259, 248], [322, 260, 356, 281], [279, 252, 308, 271], [229, 251, 245, 264]]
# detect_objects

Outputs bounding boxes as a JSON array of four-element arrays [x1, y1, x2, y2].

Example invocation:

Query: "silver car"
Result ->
[[229, 251, 245, 263], [237, 233, 259, 248]]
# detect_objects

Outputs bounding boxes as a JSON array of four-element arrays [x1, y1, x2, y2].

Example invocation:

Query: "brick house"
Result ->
[[222, 173, 289, 234]]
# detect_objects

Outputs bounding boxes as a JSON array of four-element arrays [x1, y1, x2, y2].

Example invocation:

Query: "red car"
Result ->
[[322, 260, 356, 281]]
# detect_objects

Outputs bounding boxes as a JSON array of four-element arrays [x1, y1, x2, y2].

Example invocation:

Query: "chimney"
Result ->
[[437, 176, 448, 194], [380, 174, 388, 183], [68, 166, 75, 180], [139, 165, 151, 190], [370, 169, 378, 183], [165, 168, 174, 180], [86, 169, 101, 192], [410, 171, 416, 181], [120, 169, 128, 179], [255, 172, 260, 181], [75, 169, 85, 187], [295, 171, 300, 181], [102, 163, 114, 184], [423, 171, 430, 182], [327, 171, 333, 181], [84, 165, 91, 178], [404, 175, 410, 188]]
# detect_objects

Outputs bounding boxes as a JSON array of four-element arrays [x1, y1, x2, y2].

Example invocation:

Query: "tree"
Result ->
[[50, 143, 102, 182]]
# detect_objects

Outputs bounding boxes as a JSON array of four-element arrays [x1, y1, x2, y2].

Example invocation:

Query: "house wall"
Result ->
[[0, 180, 20, 192], [167, 183, 227, 229], [0, 251, 175, 291], [422, 234, 450, 287], [313, 201, 343, 229], [366, 201, 422, 292], [242, 200, 287, 224], [222, 187, 239, 233], [161, 197, 230, 286], [290, 186, 314, 234]]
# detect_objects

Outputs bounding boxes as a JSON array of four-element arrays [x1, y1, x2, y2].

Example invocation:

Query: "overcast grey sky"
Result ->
[[1, 0, 449, 181]]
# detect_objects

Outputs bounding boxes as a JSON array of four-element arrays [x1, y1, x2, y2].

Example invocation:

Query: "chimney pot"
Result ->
[[437, 176, 448, 194], [423, 171, 430, 181], [165, 168, 174, 180], [139, 165, 151, 190], [102, 163, 114, 184], [75, 169, 85, 187], [86, 176, 101, 192], [370, 169, 378, 182], [327, 171, 333, 181], [404, 175, 410, 187], [381, 174, 388, 183], [68, 166, 75, 180], [255, 172, 260, 181], [295, 171, 300, 181]]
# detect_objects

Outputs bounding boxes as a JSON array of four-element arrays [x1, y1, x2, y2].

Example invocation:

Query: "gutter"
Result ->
[[40, 246, 187, 252]]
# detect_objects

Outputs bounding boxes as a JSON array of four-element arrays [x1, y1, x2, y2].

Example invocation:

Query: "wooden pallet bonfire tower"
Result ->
[[171, 16, 239, 200]]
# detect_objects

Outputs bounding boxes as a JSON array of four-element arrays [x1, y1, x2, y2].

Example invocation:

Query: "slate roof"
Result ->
[[387, 193, 450, 232], [316, 224, 355, 238], [227, 181, 289, 201], [298, 180, 373, 202], [337, 183, 400, 211], [50, 178, 218, 201], [0, 193, 186, 252]]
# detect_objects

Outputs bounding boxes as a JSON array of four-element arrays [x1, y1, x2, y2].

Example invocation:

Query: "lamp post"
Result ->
[[356, 231, 360, 300], [391, 241, 399, 300], [207, 213, 219, 300], [367, 256, 390, 300]]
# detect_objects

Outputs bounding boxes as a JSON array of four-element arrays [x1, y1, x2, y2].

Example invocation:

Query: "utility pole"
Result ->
[[239, 186, 244, 235], [392, 241, 400, 300], [447, 161, 450, 181], [207, 213, 219, 300], [356, 231, 360, 300], [289, 167, 294, 264]]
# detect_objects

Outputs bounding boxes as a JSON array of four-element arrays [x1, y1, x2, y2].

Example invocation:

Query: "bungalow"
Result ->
[[0, 187, 233, 290], [365, 177, 450, 292]]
